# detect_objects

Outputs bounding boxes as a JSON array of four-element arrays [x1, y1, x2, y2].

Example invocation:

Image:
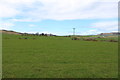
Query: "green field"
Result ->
[[2, 34, 118, 78]]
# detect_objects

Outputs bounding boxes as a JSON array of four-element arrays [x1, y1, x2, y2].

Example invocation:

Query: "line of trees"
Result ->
[[21, 32, 56, 36]]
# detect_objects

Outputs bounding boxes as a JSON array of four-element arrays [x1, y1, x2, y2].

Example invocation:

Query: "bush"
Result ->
[[107, 39, 118, 42], [72, 37, 79, 40]]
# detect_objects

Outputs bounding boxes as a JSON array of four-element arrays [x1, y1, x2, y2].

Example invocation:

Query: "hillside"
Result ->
[[0, 30, 22, 35]]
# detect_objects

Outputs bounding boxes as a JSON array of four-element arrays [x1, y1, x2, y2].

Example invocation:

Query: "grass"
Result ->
[[2, 33, 118, 78]]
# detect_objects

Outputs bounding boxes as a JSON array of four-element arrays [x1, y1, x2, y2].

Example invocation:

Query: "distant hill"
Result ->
[[98, 32, 120, 37], [0, 30, 22, 35]]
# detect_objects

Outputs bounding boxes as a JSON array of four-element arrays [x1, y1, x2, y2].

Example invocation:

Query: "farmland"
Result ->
[[2, 33, 118, 78]]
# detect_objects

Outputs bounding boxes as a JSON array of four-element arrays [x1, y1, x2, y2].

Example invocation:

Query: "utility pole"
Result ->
[[73, 28, 75, 36], [72, 28, 76, 40]]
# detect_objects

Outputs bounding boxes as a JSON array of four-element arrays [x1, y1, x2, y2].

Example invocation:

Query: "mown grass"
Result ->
[[2, 33, 118, 78]]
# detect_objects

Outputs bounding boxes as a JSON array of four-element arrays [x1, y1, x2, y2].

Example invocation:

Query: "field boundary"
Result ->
[[0, 31, 2, 80]]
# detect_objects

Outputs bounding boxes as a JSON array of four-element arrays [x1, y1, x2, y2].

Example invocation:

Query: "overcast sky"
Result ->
[[0, 0, 119, 35]]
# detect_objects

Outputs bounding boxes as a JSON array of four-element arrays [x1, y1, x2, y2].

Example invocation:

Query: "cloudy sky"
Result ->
[[0, 0, 119, 35]]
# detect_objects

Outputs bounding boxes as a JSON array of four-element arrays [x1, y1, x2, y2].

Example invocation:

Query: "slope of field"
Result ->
[[2, 34, 118, 78]]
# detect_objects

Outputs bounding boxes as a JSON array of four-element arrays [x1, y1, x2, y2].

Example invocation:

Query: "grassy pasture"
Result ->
[[2, 33, 118, 78]]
